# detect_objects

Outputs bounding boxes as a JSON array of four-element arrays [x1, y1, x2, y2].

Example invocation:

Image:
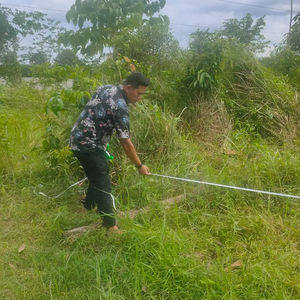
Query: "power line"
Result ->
[[0, 2, 67, 13], [0, 2, 288, 35], [217, 0, 294, 13], [172, 23, 219, 29], [172, 23, 286, 35], [2, 1, 296, 14], [2, 1, 297, 16]]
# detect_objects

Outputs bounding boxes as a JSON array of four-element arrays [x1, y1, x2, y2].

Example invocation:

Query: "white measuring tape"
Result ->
[[37, 177, 117, 210], [37, 173, 300, 210], [38, 177, 87, 199], [151, 173, 300, 200]]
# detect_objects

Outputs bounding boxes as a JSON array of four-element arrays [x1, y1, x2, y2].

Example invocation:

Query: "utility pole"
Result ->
[[288, 0, 293, 48]]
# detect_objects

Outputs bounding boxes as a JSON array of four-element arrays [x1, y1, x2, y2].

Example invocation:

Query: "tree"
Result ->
[[261, 46, 300, 90], [219, 13, 269, 52], [0, 5, 55, 83], [19, 17, 68, 64], [55, 49, 79, 66], [0, 5, 46, 55], [1, 51, 22, 84], [0, 6, 18, 53], [287, 12, 300, 52], [25, 18, 67, 63], [0, 5, 68, 63], [112, 22, 179, 69], [189, 29, 217, 55], [29, 51, 49, 65], [62, 0, 168, 55]]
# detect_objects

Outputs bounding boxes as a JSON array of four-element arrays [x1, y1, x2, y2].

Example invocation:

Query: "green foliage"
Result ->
[[55, 49, 79, 66], [30, 63, 103, 92], [0, 5, 69, 84], [20, 64, 31, 77], [29, 50, 49, 65], [219, 13, 269, 52], [112, 22, 179, 73], [45, 96, 65, 116], [3, 40, 300, 299], [2, 9, 300, 298], [130, 101, 182, 160], [287, 12, 300, 52], [62, 0, 168, 55], [189, 29, 217, 54], [0, 5, 49, 55], [0, 83, 46, 178], [218, 44, 298, 140], [99, 54, 151, 85], [20, 17, 68, 64], [42, 87, 91, 156], [0, 113, 10, 153], [41, 118, 62, 152], [1, 51, 22, 84], [47, 146, 75, 170], [67, 65, 102, 92], [182, 32, 228, 95], [0, 6, 18, 53], [3, 79, 300, 300], [30, 63, 67, 87], [0, 80, 44, 109], [0, 5, 68, 65], [45, 88, 91, 116], [261, 48, 300, 90]]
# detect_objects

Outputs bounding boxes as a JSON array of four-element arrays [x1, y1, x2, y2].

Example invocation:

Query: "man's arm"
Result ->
[[119, 138, 150, 175]]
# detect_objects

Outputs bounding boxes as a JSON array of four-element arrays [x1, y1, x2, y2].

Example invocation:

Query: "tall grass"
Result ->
[[218, 46, 300, 142], [2, 78, 300, 299]]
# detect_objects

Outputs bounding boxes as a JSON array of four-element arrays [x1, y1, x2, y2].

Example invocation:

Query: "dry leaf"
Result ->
[[224, 260, 242, 271], [181, 252, 206, 259], [18, 244, 25, 253], [193, 252, 206, 259], [142, 286, 148, 292], [9, 263, 16, 270], [222, 149, 236, 156], [226, 150, 236, 156], [130, 64, 136, 72], [123, 56, 130, 62]]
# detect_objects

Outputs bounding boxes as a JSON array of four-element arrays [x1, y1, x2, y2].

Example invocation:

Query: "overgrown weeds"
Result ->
[[2, 47, 300, 299]]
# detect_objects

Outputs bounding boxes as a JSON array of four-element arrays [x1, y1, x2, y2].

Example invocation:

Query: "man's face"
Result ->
[[123, 85, 147, 104]]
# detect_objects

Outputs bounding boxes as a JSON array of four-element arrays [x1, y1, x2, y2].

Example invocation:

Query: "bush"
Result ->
[[20, 64, 32, 77], [261, 48, 300, 91], [218, 45, 299, 141], [181, 33, 227, 97]]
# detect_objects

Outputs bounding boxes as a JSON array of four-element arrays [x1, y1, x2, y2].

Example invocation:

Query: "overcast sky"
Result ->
[[3, 0, 300, 54]]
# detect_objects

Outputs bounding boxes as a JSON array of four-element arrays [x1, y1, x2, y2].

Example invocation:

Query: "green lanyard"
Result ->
[[105, 143, 114, 160]]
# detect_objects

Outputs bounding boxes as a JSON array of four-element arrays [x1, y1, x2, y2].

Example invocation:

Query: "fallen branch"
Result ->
[[65, 194, 184, 237]]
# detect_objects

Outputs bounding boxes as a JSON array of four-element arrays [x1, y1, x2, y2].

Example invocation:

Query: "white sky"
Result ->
[[2, 0, 300, 53]]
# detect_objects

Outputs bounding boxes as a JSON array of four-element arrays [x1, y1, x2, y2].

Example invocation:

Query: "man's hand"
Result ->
[[119, 138, 150, 175], [138, 164, 150, 175]]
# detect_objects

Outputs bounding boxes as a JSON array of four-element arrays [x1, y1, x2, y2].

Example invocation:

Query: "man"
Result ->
[[69, 72, 151, 232]]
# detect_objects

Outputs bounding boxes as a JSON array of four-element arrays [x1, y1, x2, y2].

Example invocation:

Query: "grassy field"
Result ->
[[1, 83, 300, 299]]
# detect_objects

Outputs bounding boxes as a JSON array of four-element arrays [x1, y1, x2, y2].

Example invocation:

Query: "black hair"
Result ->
[[124, 72, 150, 88]]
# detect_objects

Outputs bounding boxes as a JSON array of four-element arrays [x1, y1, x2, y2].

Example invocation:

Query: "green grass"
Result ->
[[1, 83, 300, 299]]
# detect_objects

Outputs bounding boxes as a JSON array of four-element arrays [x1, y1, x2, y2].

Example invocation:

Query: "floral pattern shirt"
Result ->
[[69, 85, 130, 152]]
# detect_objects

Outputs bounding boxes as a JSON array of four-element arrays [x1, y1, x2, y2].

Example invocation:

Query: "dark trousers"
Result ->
[[73, 150, 116, 228]]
